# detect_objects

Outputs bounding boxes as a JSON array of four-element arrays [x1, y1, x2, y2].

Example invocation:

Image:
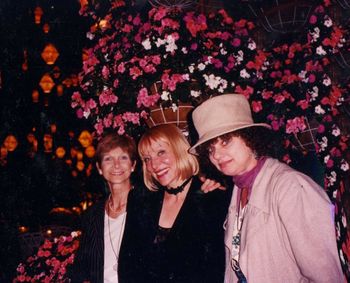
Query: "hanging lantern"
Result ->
[[41, 44, 59, 65], [22, 49, 28, 71], [76, 161, 85, 172], [76, 151, 84, 161], [34, 6, 43, 24], [50, 123, 57, 134], [78, 130, 93, 148], [43, 23, 50, 33], [32, 89, 39, 103], [56, 84, 64, 96], [3, 135, 18, 152], [43, 134, 53, 153], [55, 147, 66, 159], [39, 73, 55, 93], [79, 0, 88, 11], [85, 145, 95, 158]]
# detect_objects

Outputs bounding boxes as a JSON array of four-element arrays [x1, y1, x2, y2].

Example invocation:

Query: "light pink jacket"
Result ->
[[224, 158, 343, 283]]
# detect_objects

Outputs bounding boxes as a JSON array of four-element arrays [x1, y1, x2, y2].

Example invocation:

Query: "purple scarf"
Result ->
[[232, 157, 267, 207]]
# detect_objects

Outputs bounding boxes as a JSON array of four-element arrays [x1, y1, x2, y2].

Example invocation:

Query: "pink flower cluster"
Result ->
[[14, 231, 81, 283], [72, 4, 260, 137]]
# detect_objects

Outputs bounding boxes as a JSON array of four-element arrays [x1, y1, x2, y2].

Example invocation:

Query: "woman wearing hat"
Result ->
[[190, 94, 343, 282]]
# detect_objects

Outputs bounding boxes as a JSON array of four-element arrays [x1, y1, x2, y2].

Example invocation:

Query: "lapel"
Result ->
[[224, 158, 275, 256]]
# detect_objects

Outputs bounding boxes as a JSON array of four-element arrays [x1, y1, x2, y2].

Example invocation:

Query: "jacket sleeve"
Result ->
[[275, 172, 344, 282], [68, 208, 95, 283]]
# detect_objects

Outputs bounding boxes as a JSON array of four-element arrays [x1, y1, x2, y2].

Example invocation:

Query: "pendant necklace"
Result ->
[[107, 194, 127, 271], [232, 188, 247, 249]]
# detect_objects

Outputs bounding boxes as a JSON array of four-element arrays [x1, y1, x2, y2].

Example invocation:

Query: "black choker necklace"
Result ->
[[162, 176, 193, 195]]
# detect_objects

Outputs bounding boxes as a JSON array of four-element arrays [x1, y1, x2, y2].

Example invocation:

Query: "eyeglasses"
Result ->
[[231, 258, 247, 283]]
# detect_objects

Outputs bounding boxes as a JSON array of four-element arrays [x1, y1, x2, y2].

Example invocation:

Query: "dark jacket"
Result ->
[[69, 187, 149, 283], [141, 176, 228, 283]]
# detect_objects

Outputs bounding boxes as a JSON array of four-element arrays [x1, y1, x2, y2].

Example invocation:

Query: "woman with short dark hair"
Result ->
[[190, 94, 343, 283]]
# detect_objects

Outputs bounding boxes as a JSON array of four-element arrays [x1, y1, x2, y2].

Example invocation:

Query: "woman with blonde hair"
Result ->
[[138, 124, 227, 283]]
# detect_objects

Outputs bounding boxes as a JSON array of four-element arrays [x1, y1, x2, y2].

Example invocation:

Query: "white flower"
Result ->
[[324, 155, 330, 164], [218, 79, 228, 93], [309, 27, 320, 42], [204, 56, 213, 65], [318, 136, 328, 151], [332, 127, 340, 136], [170, 103, 178, 112], [248, 40, 256, 50], [299, 70, 306, 79], [316, 46, 326, 56], [220, 48, 227, 55], [155, 38, 165, 47], [341, 161, 349, 171], [142, 38, 152, 50], [188, 65, 195, 73], [86, 32, 94, 40], [235, 51, 244, 65], [203, 74, 222, 90], [181, 47, 188, 54], [240, 69, 250, 79], [83, 110, 90, 118], [315, 105, 325, 114], [323, 76, 331, 86], [165, 35, 177, 52], [324, 17, 333, 27], [161, 91, 170, 101], [198, 63, 206, 71], [231, 81, 235, 87], [190, 90, 201, 98], [326, 171, 337, 186], [309, 86, 319, 101]]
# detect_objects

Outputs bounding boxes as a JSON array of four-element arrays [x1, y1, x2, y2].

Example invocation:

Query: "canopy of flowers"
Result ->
[[72, 3, 264, 136]]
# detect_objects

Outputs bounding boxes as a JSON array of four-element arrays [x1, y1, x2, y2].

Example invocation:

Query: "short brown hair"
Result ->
[[138, 124, 199, 191], [96, 133, 137, 166]]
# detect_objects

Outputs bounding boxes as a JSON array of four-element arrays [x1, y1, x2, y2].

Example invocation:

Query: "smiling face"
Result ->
[[208, 135, 257, 177], [141, 139, 180, 188], [97, 147, 135, 187]]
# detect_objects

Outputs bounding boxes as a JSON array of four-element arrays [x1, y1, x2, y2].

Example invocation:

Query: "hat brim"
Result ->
[[189, 123, 271, 155]]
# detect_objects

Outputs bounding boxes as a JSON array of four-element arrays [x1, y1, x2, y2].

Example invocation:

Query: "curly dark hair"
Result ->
[[197, 126, 278, 159]]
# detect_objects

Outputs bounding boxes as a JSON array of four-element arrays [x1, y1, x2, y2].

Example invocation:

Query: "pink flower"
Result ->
[[231, 38, 241, 47], [308, 73, 316, 83], [285, 117, 307, 134], [251, 101, 263, 113], [137, 88, 159, 108]]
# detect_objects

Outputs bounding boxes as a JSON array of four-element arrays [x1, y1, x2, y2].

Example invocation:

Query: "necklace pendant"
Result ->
[[232, 232, 241, 248], [113, 262, 118, 271]]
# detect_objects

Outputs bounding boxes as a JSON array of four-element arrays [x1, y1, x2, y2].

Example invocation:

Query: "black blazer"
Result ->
[[141, 176, 228, 283], [69, 187, 149, 283]]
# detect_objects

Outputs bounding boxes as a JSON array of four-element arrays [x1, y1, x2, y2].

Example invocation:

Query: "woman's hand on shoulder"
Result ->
[[199, 176, 226, 193]]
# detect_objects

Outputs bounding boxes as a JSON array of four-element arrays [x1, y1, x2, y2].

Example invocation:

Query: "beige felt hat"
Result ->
[[189, 94, 271, 154]]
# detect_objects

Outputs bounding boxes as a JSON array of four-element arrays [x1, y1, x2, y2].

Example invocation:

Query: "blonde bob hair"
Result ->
[[138, 124, 199, 191]]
